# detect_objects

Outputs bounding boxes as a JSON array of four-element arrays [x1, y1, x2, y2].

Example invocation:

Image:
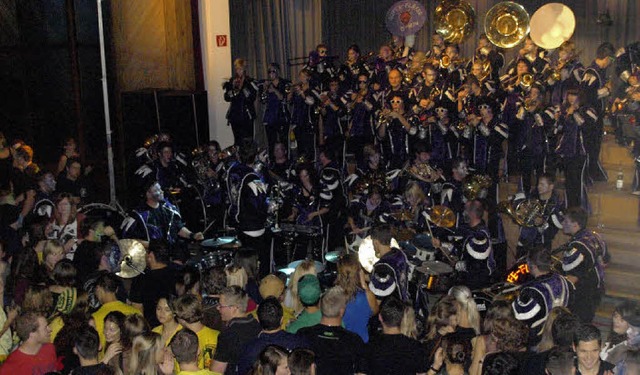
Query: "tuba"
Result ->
[[434, 0, 476, 44], [520, 73, 534, 88], [484, 1, 530, 49]]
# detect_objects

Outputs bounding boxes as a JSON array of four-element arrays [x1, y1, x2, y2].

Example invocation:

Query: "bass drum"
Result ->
[[78, 203, 127, 231], [171, 185, 209, 233]]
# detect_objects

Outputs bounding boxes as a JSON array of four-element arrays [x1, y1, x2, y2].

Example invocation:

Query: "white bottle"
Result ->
[[616, 166, 624, 190]]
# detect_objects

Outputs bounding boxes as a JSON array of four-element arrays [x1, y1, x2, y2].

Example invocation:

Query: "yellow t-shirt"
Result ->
[[49, 316, 65, 342], [92, 300, 140, 351], [196, 326, 220, 370], [153, 324, 184, 374], [152, 323, 184, 346], [250, 302, 295, 330], [177, 370, 221, 375]]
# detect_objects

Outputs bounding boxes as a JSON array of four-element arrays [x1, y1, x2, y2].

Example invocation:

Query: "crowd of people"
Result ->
[[0, 29, 639, 375]]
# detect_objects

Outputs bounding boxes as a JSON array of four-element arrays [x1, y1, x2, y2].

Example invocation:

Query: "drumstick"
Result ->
[[202, 219, 217, 236], [426, 219, 457, 266]]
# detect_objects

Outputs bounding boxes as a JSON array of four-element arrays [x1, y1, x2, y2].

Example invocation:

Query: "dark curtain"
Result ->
[[321, 0, 640, 75], [229, 0, 322, 81], [230, 0, 640, 81]]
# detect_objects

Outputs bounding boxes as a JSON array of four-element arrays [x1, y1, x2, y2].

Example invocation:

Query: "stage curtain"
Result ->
[[229, 0, 322, 80], [230, 0, 640, 81], [320, 0, 640, 74]]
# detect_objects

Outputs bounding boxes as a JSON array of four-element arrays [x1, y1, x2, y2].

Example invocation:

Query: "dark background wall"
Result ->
[[0, 0, 105, 170]]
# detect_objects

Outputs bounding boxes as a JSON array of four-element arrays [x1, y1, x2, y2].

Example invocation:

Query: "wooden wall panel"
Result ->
[[110, 0, 195, 92]]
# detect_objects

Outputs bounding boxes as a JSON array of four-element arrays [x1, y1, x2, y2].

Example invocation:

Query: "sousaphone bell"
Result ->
[[435, 0, 476, 44], [484, 1, 530, 49]]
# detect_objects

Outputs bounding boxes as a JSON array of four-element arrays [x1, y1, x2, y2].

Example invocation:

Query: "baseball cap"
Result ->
[[259, 274, 285, 299], [298, 275, 321, 305]]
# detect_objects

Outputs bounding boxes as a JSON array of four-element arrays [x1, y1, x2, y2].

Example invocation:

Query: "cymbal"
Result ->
[[325, 251, 342, 263], [415, 261, 453, 275], [427, 205, 456, 228], [115, 239, 147, 279], [201, 236, 241, 249]]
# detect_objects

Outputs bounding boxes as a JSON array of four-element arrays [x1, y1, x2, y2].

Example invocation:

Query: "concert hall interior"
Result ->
[[2, 0, 640, 374]]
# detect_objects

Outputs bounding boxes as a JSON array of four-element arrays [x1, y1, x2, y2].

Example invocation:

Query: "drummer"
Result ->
[[432, 199, 496, 290], [382, 181, 431, 234], [121, 180, 204, 261], [347, 185, 389, 236]]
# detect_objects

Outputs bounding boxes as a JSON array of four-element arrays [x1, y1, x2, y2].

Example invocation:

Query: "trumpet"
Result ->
[[440, 55, 467, 69], [523, 97, 539, 112]]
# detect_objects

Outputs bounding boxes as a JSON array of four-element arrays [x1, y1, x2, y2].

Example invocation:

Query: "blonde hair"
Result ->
[[401, 304, 418, 339], [426, 295, 458, 340], [127, 331, 163, 375], [448, 285, 481, 335], [233, 58, 246, 71], [289, 260, 317, 314], [226, 265, 248, 289], [43, 239, 65, 261], [404, 182, 425, 205]]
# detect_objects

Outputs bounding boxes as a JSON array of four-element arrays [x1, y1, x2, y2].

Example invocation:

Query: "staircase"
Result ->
[[499, 134, 640, 328]]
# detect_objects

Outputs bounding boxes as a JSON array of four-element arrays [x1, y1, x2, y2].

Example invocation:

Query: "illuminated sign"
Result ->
[[506, 263, 530, 283]]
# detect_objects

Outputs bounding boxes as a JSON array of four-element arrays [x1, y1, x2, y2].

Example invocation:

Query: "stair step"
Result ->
[[605, 266, 640, 290], [601, 163, 635, 186], [601, 135, 636, 167], [589, 183, 640, 227]]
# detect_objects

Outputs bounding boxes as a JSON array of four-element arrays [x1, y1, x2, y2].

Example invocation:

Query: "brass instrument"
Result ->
[[407, 163, 440, 183], [520, 73, 534, 88], [435, 0, 476, 44], [523, 97, 538, 112], [498, 198, 546, 227], [439, 55, 467, 70], [462, 174, 492, 200], [484, 1, 530, 49], [219, 145, 238, 161]]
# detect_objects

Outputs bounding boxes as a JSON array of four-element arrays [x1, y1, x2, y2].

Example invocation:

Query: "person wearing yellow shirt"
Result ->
[[90, 273, 140, 350], [251, 275, 294, 330], [152, 297, 183, 346], [169, 328, 221, 375], [174, 293, 220, 370]]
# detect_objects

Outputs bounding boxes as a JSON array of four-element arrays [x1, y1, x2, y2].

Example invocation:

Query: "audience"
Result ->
[[238, 297, 307, 375], [297, 286, 365, 375], [71, 325, 113, 374], [211, 286, 261, 374], [0, 312, 57, 374]]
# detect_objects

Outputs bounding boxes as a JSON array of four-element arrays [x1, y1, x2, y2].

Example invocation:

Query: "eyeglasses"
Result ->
[[435, 107, 448, 113], [478, 104, 490, 110], [391, 99, 403, 104]]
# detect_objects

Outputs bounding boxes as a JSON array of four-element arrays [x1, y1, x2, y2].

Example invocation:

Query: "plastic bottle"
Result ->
[[616, 165, 624, 190]]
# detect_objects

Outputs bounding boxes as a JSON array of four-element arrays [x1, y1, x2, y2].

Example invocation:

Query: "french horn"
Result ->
[[484, 1, 530, 49], [435, 0, 476, 44], [498, 198, 546, 227]]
